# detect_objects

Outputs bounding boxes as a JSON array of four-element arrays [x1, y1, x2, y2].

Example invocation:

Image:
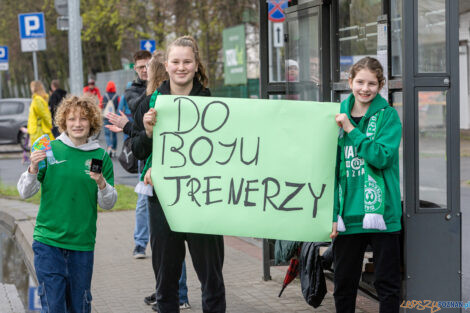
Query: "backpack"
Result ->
[[118, 136, 138, 173], [103, 94, 118, 116], [299, 242, 328, 308]]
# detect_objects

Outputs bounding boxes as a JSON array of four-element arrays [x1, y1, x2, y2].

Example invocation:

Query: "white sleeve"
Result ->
[[17, 170, 40, 199], [97, 183, 117, 210]]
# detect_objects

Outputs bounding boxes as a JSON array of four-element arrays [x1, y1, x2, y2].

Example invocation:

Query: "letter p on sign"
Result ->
[[25, 16, 40, 36], [0, 48, 5, 58]]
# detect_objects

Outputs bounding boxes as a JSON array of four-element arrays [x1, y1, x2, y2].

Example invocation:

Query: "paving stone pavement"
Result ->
[[1, 198, 377, 313], [0, 283, 25, 313], [91, 210, 376, 313]]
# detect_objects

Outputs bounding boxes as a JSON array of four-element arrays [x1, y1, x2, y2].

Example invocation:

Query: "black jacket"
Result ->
[[48, 88, 67, 120], [124, 77, 147, 115], [130, 79, 210, 161]]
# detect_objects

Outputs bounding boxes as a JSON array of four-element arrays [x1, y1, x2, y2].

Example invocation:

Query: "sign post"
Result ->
[[140, 40, 156, 53], [68, 0, 84, 95], [0, 46, 7, 99], [18, 12, 46, 81], [268, 1, 287, 81]]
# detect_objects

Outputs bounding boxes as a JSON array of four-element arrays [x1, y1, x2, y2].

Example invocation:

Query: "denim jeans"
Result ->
[[134, 192, 149, 248], [32, 240, 94, 313], [103, 120, 117, 150], [179, 261, 189, 304]]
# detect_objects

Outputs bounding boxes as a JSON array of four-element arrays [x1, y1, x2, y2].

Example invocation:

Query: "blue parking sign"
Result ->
[[0, 46, 8, 71], [0, 46, 8, 62], [140, 40, 156, 53], [18, 13, 46, 39]]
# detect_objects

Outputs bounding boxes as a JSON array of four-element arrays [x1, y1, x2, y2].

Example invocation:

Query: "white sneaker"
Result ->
[[180, 302, 191, 310]]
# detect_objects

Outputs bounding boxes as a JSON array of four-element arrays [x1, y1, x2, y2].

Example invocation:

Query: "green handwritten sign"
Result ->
[[151, 96, 339, 242]]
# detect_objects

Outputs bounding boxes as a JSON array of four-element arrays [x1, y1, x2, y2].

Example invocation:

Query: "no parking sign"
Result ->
[[268, 0, 288, 22]]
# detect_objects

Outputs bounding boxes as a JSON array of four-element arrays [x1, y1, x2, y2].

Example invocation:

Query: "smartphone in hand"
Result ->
[[90, 159, 103, 173]]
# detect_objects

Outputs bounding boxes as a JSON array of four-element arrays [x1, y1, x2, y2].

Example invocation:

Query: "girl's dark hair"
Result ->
[[349, 57, 385, 88], [166, 35, 209, 88]]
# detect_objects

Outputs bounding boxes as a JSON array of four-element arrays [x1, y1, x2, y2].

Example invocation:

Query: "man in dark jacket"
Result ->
[[48, 79, 67, 137], [106, 50, 151, 136], [125, 50, 152, 115]]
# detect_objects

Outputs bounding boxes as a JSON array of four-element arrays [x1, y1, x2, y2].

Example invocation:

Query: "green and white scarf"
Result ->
[[337, 109, 387, 232]]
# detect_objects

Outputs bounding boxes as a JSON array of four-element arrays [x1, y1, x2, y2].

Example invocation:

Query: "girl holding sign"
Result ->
[[131, 36, 226, 313], [330, 57, 402, 313]]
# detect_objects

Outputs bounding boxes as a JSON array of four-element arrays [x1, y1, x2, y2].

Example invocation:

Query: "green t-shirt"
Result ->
[[33, 140, 114, 251]]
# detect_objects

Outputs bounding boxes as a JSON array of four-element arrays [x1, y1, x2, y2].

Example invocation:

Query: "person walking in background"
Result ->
[[17, 95, 117, 313], [48, 79, 67, 137], [131, 36, 226, 313], [28, 80, 54, 144], [330, 57, 402, 313], [102, 81, 120, 157], [83, 78, 102, 106]]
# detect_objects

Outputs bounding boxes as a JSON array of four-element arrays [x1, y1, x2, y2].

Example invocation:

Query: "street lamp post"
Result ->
[[67, 0, 83, 95]]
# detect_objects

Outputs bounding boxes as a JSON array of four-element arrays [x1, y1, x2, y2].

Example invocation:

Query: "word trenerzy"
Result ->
[[158, 96, 326, 217]]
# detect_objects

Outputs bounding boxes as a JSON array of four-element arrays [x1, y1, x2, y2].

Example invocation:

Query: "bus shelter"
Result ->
[[259, 0, 461, 305]]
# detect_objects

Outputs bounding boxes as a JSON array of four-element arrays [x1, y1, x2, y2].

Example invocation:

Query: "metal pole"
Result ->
[[262, 239, 271, 281], [0, 72, 2, 99], [68, 0, 84, 95], [32, 51, 38, 80], [276, 47, 281, 82]]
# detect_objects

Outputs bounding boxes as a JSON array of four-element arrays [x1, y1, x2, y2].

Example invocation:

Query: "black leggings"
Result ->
[[333, 233, 401, 313], [148, 194, 226, 313]]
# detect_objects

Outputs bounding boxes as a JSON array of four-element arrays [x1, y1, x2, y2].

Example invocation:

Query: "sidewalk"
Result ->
[[1, 198, 378, 313]]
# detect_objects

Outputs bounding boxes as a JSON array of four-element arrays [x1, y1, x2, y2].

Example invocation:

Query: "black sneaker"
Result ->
[[133, 245, 146, 259], [144, 292, 156, 305], [151, 303, 159, 312]]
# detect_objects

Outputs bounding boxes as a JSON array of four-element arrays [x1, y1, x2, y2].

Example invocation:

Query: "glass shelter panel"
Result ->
[[391, 0, 403, 77], [418, 90, 447, 209], [286, 7, 321, 101], [417, 0, 446, 73], [338, 0, 382, 80]]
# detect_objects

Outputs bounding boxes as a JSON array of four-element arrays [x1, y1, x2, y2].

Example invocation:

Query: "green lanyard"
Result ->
[[140, 90, 160, 181]]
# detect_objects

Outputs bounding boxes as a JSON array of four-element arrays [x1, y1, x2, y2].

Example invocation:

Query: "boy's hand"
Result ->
[[29, 150, 47, 174], [90, 172, 106, 190]]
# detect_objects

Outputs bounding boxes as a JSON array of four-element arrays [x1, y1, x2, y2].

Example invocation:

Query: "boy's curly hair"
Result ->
[[55, 95, 103, 137]]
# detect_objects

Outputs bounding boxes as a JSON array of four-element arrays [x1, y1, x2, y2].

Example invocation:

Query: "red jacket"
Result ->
[[83, 85, 102, 105]]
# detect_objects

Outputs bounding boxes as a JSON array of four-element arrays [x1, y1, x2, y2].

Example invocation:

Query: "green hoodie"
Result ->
[[333, 93, 402, 234]]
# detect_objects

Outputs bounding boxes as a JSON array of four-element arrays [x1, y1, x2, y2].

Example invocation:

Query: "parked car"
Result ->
[[0, 98, 31, 150]]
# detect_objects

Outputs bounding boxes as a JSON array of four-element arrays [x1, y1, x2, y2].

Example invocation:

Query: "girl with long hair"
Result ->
[[131, 36, 226, 313], [331, 57, 402, 313], [27, 80, 54, 144]]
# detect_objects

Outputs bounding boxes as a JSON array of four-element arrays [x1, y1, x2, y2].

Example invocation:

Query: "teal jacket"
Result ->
[[333, 94, 402, 234]]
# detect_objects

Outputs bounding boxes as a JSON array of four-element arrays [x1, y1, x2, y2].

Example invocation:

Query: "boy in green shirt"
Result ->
[[18, 95, 117, 312]]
